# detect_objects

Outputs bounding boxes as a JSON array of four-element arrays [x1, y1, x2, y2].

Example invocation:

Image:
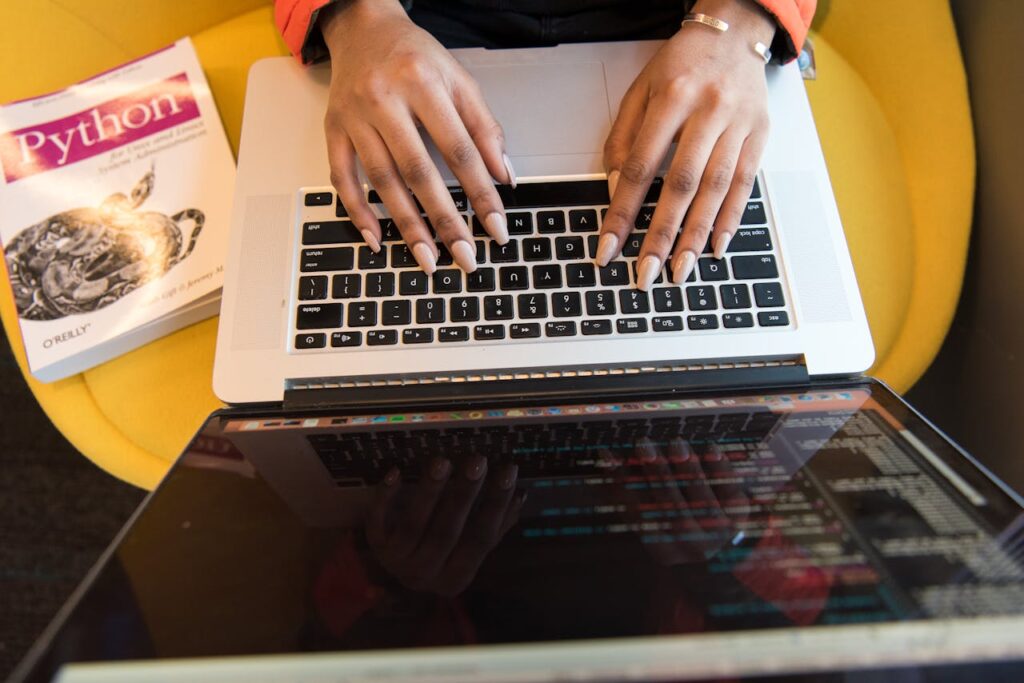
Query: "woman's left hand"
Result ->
[[597, 0, 777, 290]]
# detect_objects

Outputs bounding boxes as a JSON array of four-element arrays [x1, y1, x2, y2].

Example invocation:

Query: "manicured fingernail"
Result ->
[[466, 455, 487, 481], [595, 233, 619, 266], [500, 464, 519, 490], [607, 170, 620, 199], [450, 239, 477, 273], [636, 254, 662, 291], [383, 467, 400, 486], [713, 232, 732, 259], [360, 229, 381, 253], [430, 458, 451, 481], [502, 153, 517, 189], [672, 250, 697, 284], [484, 212, 509, 245], [412, 242, 436, 275]]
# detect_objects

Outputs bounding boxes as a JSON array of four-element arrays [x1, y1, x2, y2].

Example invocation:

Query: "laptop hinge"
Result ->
[[282, 357, 809, 411]]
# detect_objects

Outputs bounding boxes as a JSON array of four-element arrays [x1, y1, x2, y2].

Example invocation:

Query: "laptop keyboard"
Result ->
[[293, 178, 790, 351]]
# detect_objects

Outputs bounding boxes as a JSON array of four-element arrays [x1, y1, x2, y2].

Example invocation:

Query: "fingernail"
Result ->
[[636, 254, 662, 291], [430, 458, 451, 481], [383, 467, 400, 486], [484, 212, 509, 245], [450, 239, 477, 273], [500, 464, 519, 490], [672, 250, 697, 284], [359, 229, 381, 253], [713, 232, 732, 259], [502, 153, 517, 189], [412, 242, 436, 275], [607, 170, 620, 199], [466, 455, 487, 481], [595, 233, 619, 267]]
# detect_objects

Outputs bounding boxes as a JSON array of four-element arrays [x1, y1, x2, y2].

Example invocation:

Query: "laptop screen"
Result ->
[[21, 381, 1024, 682]]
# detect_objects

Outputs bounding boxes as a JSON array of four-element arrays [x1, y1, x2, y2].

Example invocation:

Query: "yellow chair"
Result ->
[[0, 1, 974, 490]]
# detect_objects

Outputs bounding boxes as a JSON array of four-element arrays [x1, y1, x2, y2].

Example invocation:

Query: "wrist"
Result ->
[[320, 0, 407, 51], [689, 0, 777, 46]]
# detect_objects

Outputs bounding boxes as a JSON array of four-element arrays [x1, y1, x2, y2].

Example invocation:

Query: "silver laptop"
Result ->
[[212, 40, 873, 405]]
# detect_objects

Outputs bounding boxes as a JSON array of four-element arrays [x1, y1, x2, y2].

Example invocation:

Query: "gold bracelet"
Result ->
[[681, 12, 730, 32]]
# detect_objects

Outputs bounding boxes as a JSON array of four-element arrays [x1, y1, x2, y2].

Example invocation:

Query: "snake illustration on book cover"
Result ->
[[5, 166, 204, 321]]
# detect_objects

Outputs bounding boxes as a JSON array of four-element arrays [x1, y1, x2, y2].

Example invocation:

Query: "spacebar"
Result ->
[[366, 179, 664, 210]]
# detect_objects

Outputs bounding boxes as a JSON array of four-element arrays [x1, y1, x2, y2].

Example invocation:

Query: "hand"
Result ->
[[320, 0, 515, 274], [366, 456, 524, 596], [597, 0, 775, 290]]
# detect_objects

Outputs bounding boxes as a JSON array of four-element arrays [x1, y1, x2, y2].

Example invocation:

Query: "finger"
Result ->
[[637, 112, 726, 290], [415, 91, 509, 244], [374, 114, 478, 273], [670, 438, 717, 512], [324, 124, 382, 252], [385, 456, 452, 560], [603, 81, 649, 199], [703, 441, 750, 523], [710, 127, 768, 259], [452, 74, 517, 189], [350, 125, 439, 274], [366, 466, 401, 550], [595, 101, 685, 267]]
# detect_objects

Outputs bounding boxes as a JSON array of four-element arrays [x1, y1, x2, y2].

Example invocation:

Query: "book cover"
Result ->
[[0, 38, 235, 382]]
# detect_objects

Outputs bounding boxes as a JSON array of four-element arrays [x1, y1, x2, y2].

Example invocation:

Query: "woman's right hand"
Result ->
[[320, 0, 515, 274]]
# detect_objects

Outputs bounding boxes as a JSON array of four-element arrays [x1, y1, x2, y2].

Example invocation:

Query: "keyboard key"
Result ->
[[566, 263, 597, 287], [433, 269, 462, 293], [305, 191, 333, 206], [368, 330, 398, 346], [491, 241, 520, 263], [475, 240, 487, 264], [499, 266, 529, 290], [720, 284, 751, 309], [301, 247, 354, 272], [753, 282, 785, 307], [585, 290, 616, 316], [587, 235, 599, 259], [472, 215, 488, 237], [378, 219, 402, 242], [382, 300, 412, 325], [450, 297, 480, 322], [653, 287, 684, 312], [439, 326, 470, 342], [390, 244, 417, 268], [366, 272, 395, 297], [508, 212, 533, 235], [537, 210, 566, 233], [555, 236, 586, 260], [622, 233, 644, 257], [750, 177, 762, 199], [332, 273, 361, 299], [335, 197, 348, 218], [546, 321, 577, 337], [742, 202, 767, 225], [532, 264, 563, 289], [358, 246, 387, 269], [758, 311, 790, 327], [347, 302, 377, 327], [653, 316, 684, 332], [569, 209, 599, 232], [297, 303, 342, 329], [615, 317, 647, 334], [302, 220, 361, 245], [474, 324, 506, 340], [732, 255, 778, 280], [484, 295, 514, 320], [467, 267, 496, 292], [298, 275, 328, 300], [686, 286, 717, 311], [632, 260, 665, 285], [722, 313, 754, 328], [635, 206, 655, 229], [552, 291, 583, 317], [581, 319, 613, 335], [730, 228, 772, 252], [618, 289, 651, 314], [523, 237, 552, 261], [448, 187, 468, 211], [511, 323, 542, 339], [600, 262, 630, 286], [436, 243, 454, 266], [331, 331, 362, 347], [296, 332, 326, 349], [403, 328, 434, 344], [399, 271, 429, 295], [517, 293, 548, 318], [416, 298, 445, 324], [698, 258, 729, 281], [688, 314, 719, 330]]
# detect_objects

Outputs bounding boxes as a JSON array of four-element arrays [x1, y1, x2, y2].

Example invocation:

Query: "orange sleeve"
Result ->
[[752, 0, 816, 63], [274, 0, 334, 63]]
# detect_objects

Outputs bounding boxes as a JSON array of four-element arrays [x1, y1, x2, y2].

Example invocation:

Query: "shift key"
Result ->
[[302, 220, 362, 245]]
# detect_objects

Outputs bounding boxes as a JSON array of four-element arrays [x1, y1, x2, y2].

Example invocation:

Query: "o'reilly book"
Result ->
[[0, 38, 235, 382]]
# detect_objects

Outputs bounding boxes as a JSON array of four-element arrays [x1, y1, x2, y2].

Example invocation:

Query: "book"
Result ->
[[0, 38, 235, 382]]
